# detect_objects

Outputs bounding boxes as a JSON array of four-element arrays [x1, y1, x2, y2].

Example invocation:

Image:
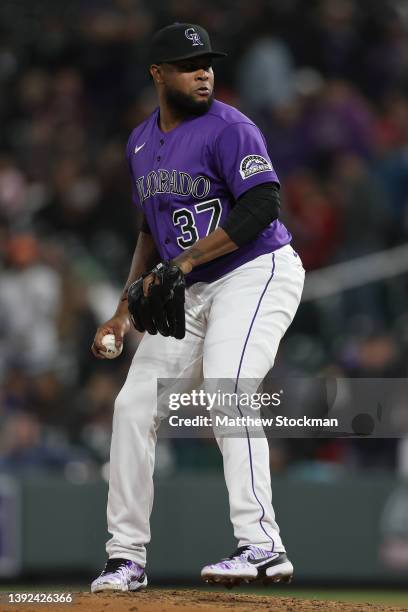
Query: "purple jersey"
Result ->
[[126, 99, 291, 284]]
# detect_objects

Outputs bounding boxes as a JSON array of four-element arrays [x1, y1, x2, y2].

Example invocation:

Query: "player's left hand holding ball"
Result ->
[[127, 261, 186, 339], [91, 314, 128, 359], [101, 334, 123, 359]]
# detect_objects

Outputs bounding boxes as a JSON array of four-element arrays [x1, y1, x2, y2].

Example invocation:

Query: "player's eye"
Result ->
[[182, 62, 212, 73]]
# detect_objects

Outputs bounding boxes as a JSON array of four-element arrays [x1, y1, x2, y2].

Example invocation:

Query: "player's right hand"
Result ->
[[91, 314, 130, 359]]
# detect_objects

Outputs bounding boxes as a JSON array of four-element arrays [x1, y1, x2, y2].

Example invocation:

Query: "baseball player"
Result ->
[[91, 23, 304, 593]]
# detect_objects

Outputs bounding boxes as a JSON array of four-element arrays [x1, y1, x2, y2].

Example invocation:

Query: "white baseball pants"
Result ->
[[106, 244, 305, 565]]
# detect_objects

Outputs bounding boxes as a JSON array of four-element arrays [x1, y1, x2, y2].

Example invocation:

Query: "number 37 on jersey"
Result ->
[[172, 199, 222, 249]]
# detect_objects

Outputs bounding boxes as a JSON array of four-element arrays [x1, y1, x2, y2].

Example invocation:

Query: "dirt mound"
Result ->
[[4, 589, 406, 612]]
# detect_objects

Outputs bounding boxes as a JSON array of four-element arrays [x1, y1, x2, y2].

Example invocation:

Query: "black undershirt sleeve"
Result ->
[[221, 182, 281, 247]]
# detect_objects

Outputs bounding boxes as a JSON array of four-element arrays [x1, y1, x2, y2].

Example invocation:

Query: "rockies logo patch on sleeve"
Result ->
[[239, 154, 273, 179]]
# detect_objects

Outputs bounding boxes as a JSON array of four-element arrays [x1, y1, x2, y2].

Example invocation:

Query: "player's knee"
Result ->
[[113, 392, 153, 433]]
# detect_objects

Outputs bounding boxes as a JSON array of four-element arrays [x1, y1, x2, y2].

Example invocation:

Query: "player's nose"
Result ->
[[196, 68, 210, 80]]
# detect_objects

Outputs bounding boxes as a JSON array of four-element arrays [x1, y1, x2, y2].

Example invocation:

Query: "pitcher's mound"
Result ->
[[65, 589, 405, 612]]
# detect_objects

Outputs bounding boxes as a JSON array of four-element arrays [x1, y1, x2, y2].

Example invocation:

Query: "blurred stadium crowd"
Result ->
[[0, 0, 407, 479]]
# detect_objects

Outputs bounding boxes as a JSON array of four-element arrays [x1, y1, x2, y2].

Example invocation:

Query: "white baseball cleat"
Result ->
[[201, 545, 293, 587], [91, 558, 147, 593]]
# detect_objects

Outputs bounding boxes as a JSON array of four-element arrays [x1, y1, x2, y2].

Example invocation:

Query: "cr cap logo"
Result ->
[[185, 27, 204, 47], [239, 154, 273, 180]]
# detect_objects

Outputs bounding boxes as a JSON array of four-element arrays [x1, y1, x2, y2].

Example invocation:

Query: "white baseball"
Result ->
[[101, 334, 123, 359]]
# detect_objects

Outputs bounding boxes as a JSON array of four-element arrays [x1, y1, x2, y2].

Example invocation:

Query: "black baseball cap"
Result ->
[[149, 23, 227, 64]]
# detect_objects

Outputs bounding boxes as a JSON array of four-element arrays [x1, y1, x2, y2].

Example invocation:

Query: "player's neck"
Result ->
[[158, 104, 184, 133]]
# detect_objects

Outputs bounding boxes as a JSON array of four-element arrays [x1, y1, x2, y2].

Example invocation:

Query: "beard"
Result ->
[[164, 86, 214, 118]]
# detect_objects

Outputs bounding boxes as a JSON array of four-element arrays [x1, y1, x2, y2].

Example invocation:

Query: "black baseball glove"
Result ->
[[127, 261, 186, 339]]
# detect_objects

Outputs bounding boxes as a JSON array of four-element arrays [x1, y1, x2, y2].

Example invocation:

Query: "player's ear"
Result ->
[[150, 64, 164, 85]]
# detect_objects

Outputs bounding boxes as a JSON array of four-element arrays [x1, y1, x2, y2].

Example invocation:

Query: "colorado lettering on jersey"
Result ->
[[136, 169, 211, 204]]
